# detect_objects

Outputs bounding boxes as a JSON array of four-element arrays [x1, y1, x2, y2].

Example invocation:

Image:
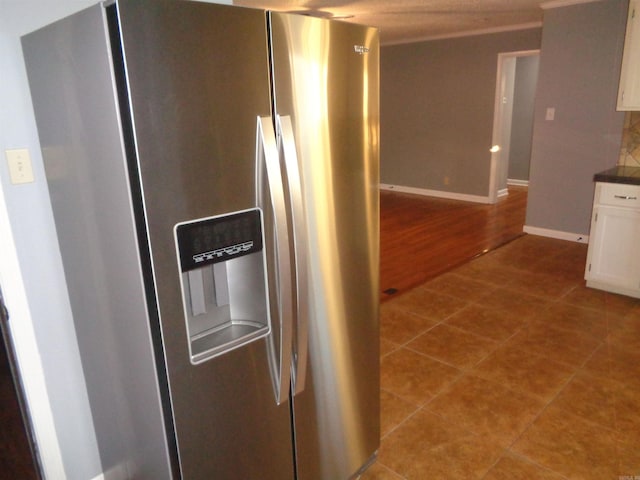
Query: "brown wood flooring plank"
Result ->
[[0, 337, 39, 479], [380, 186, 527, 299]]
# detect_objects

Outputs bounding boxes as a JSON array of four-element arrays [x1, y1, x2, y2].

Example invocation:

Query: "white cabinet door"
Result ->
[[618, 0, 640, 110], [586, 205, 640, 291]]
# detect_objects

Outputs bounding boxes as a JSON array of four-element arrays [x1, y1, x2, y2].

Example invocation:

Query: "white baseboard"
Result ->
[[507, 179, 529, 187], [380, 183, 491, 204], [523, 225, 589, 244], [497, 188, 509, 198]]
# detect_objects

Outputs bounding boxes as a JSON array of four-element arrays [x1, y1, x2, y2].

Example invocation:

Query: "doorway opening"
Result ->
[[0, 289, 40, 478], [489, 50, 540, 203]]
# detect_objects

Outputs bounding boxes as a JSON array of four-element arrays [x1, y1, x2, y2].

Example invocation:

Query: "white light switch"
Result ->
[[6, 149, 35, 184], [545, 107, 555, 121]]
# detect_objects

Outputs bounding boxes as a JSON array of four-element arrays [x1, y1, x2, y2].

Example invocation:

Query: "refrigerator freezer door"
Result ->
[[270, 12, 381, 480], [114, 1, 295, 478], [22, 5, 174, 477]]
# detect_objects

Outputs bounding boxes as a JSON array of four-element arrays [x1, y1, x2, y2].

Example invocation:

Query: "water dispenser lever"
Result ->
[[213, 263, 230, 307], [187, 269, 207, 316]]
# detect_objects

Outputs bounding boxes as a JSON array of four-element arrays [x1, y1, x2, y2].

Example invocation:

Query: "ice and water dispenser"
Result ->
[[175, 208, 270, 364]]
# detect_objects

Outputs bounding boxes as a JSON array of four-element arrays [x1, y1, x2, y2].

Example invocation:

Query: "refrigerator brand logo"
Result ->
[[353, 45, 369, 55], [193, 241, 254, 263]]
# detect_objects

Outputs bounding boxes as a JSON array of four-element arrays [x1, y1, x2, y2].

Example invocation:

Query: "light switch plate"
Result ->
[[545, 107, 555, 121], [6, 148, 35, 184]]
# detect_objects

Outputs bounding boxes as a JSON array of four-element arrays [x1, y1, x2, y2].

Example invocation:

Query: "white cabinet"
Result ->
[[585, 182, 640, 298], [618, 0, 640, 110]]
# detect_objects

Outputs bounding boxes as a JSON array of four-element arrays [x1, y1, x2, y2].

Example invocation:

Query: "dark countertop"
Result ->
[[594, 166, 640, 185]]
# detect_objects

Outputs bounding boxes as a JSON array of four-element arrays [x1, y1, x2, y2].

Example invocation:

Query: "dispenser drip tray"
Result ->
[[190, 321, 268, 363]]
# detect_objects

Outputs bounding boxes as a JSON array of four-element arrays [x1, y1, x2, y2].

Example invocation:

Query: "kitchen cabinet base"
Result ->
[[586, 279, 640, 299]]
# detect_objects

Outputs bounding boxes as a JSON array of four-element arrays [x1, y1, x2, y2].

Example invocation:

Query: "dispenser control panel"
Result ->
[[176, 209, 263, 272]]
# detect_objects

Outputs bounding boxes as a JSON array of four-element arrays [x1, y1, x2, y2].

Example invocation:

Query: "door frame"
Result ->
[[488, 49, 540, 204], [0, 182, 65, 478]]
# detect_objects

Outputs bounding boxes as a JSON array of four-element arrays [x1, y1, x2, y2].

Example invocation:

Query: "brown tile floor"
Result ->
[[364, 234, 640, 480]]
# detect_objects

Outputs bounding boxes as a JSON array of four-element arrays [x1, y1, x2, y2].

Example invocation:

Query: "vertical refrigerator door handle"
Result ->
[[277, 115, 309, 395], [256, 116, 293, 405]]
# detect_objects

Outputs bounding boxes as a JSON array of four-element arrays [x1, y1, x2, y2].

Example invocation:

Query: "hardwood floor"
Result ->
[[380, 186, 528, 299]]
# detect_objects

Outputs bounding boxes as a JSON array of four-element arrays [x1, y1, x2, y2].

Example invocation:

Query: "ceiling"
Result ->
[[233, 0, 556, 44]]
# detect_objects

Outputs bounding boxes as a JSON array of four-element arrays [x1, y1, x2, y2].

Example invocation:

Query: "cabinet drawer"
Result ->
[[596, 183, 640, 208]]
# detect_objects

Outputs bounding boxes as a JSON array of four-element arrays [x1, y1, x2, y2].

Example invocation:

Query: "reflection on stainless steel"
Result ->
[[276, 115, 309, 395], [257, 116, 293, 405], [271, 12, 380, 479]]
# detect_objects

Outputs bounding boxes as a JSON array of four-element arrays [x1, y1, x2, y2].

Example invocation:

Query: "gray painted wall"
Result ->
[[380, 28, 542, 197], [508, 55, 539, 182], [525, 0, 628, 236]]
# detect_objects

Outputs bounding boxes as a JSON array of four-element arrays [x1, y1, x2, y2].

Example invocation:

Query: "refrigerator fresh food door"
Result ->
[[113, 1, 295, 478], [269, 12, 381, 480]]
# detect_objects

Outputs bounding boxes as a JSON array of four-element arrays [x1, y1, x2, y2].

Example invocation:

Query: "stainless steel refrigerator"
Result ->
[[22, 0, 379, 478]]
